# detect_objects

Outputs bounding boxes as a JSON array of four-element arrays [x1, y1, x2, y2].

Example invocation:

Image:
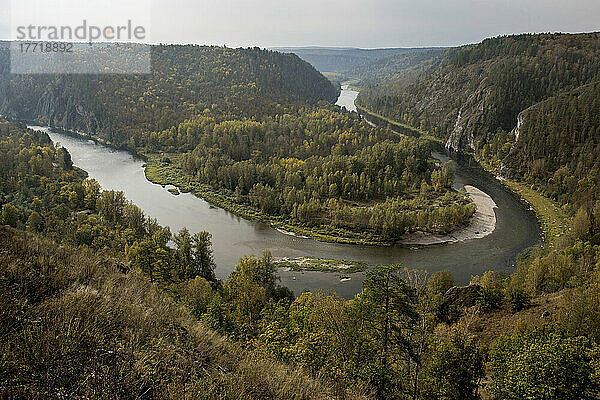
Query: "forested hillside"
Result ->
[[0, 41, 479, 243], [359, 34, 600, 150], [345, 48, 445, 86], [357, 33, 600, 209], [484, 81, 600, 208], [0, 118, 362, 399], [350, 35, 600, 400], [0, 43, 338, 145]]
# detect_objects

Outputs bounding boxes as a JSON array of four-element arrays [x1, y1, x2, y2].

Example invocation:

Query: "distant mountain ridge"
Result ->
[[271, 46, 443, 73], [344, 48, 445, 85]]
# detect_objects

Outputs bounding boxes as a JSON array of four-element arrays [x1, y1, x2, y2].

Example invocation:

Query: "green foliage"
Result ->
[[345, 48, 445, 86], [224, 252, 292, 337], [1, 203, 19, 227], [502, 81, 600, 209], [359, 265, 419, 398], [142, 108, 474, 243], [174, 228, 216, 281], [469, 270, 507, 311], [0, 44, 338, 145], [560, 271, 600, 343], [506, 287, 531, 312], [0, 226, 352, 400], [252, 267, 486, 399], [359, 33, 600, 146], [0, 119, 218, 287], [357, 33, 600, 227], [490, 328, 600, 400], [426, 270, 454, 297], [420, 333, 484, 400]]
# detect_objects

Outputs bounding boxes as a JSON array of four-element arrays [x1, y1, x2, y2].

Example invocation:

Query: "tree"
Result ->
[[96, 190, 126, 227], [426, 270, 454, 297], [572, 206, 591, 240], [26, 211, 44, 232], [357, 264, 419, 399], [123, 204, 146, 237], [2, 204, 19, 228], [128, 228, 172, 283], [224, 251, 291, 336], [225, 255, 269, 336], [129, 239, 158, 282], [421, 333, 484, 400], [56, 147, 73, 170], [174, 228, 194, 279], [192, 231, 216, 281], [83, 179, 102, 210]]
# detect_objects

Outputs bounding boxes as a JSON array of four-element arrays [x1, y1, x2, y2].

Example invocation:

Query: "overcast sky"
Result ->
[[3, 0, 600, 48]]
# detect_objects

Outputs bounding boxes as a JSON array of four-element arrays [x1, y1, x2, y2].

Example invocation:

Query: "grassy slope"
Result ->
[[502, 181, 570, 245], [0, 226, 368, 399], [474, 155, 569, 246]]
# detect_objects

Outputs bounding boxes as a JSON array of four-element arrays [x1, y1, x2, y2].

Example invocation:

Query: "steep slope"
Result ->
[[357, 33, 600, 206], [0, 226, 367, 399], [501, 81, 600, 205], [358, 33, 600, 152], [0, 43, 338, 145], [0, 117, 366, 399]]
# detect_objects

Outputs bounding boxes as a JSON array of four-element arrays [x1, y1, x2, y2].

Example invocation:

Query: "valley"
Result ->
[[2, 26, 600, 399]]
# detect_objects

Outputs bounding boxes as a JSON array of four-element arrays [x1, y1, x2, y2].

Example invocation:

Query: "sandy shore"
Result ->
[[400, 185, 498, 246]]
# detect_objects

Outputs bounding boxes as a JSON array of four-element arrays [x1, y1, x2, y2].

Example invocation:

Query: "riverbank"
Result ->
[[350, 107, 561, 248], [40, 122, 541, 290], [474, 157, 569, 246], [143, 154, 387, 246], [502, 181, 569, 245], [400, 185, 497, 245], [356, 105, 444, 145], [30, 122, 483, 248]]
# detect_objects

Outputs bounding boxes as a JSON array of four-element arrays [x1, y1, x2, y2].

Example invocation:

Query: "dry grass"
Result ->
[[457, 289, 572, 350], [0, 226, 369, 399]]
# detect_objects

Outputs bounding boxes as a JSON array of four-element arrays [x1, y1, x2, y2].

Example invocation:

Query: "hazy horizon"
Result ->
[[2, 0, 600, 49]]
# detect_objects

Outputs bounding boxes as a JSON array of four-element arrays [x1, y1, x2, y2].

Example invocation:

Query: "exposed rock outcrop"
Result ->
[[512, 111, 525, 142], [437, 285, 484, 323], [445, 82, 493, 153]]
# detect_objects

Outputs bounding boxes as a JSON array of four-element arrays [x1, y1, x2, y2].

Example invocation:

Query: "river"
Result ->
[[31, 87, 540, 298]]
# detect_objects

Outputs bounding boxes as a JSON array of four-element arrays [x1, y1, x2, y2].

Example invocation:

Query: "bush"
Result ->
[[506, 287, 530, 311], [490, 328, 600, 400]]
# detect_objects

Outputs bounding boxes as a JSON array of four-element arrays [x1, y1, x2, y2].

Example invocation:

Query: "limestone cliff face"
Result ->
[[36, 90, 105, 134], [445, 81, 493, 153], [0, 83, 107, 135], [512, 111, 526, 142]]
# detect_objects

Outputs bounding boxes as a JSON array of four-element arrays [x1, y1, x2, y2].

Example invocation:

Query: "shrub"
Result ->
[[490, 328, 600, 400]]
